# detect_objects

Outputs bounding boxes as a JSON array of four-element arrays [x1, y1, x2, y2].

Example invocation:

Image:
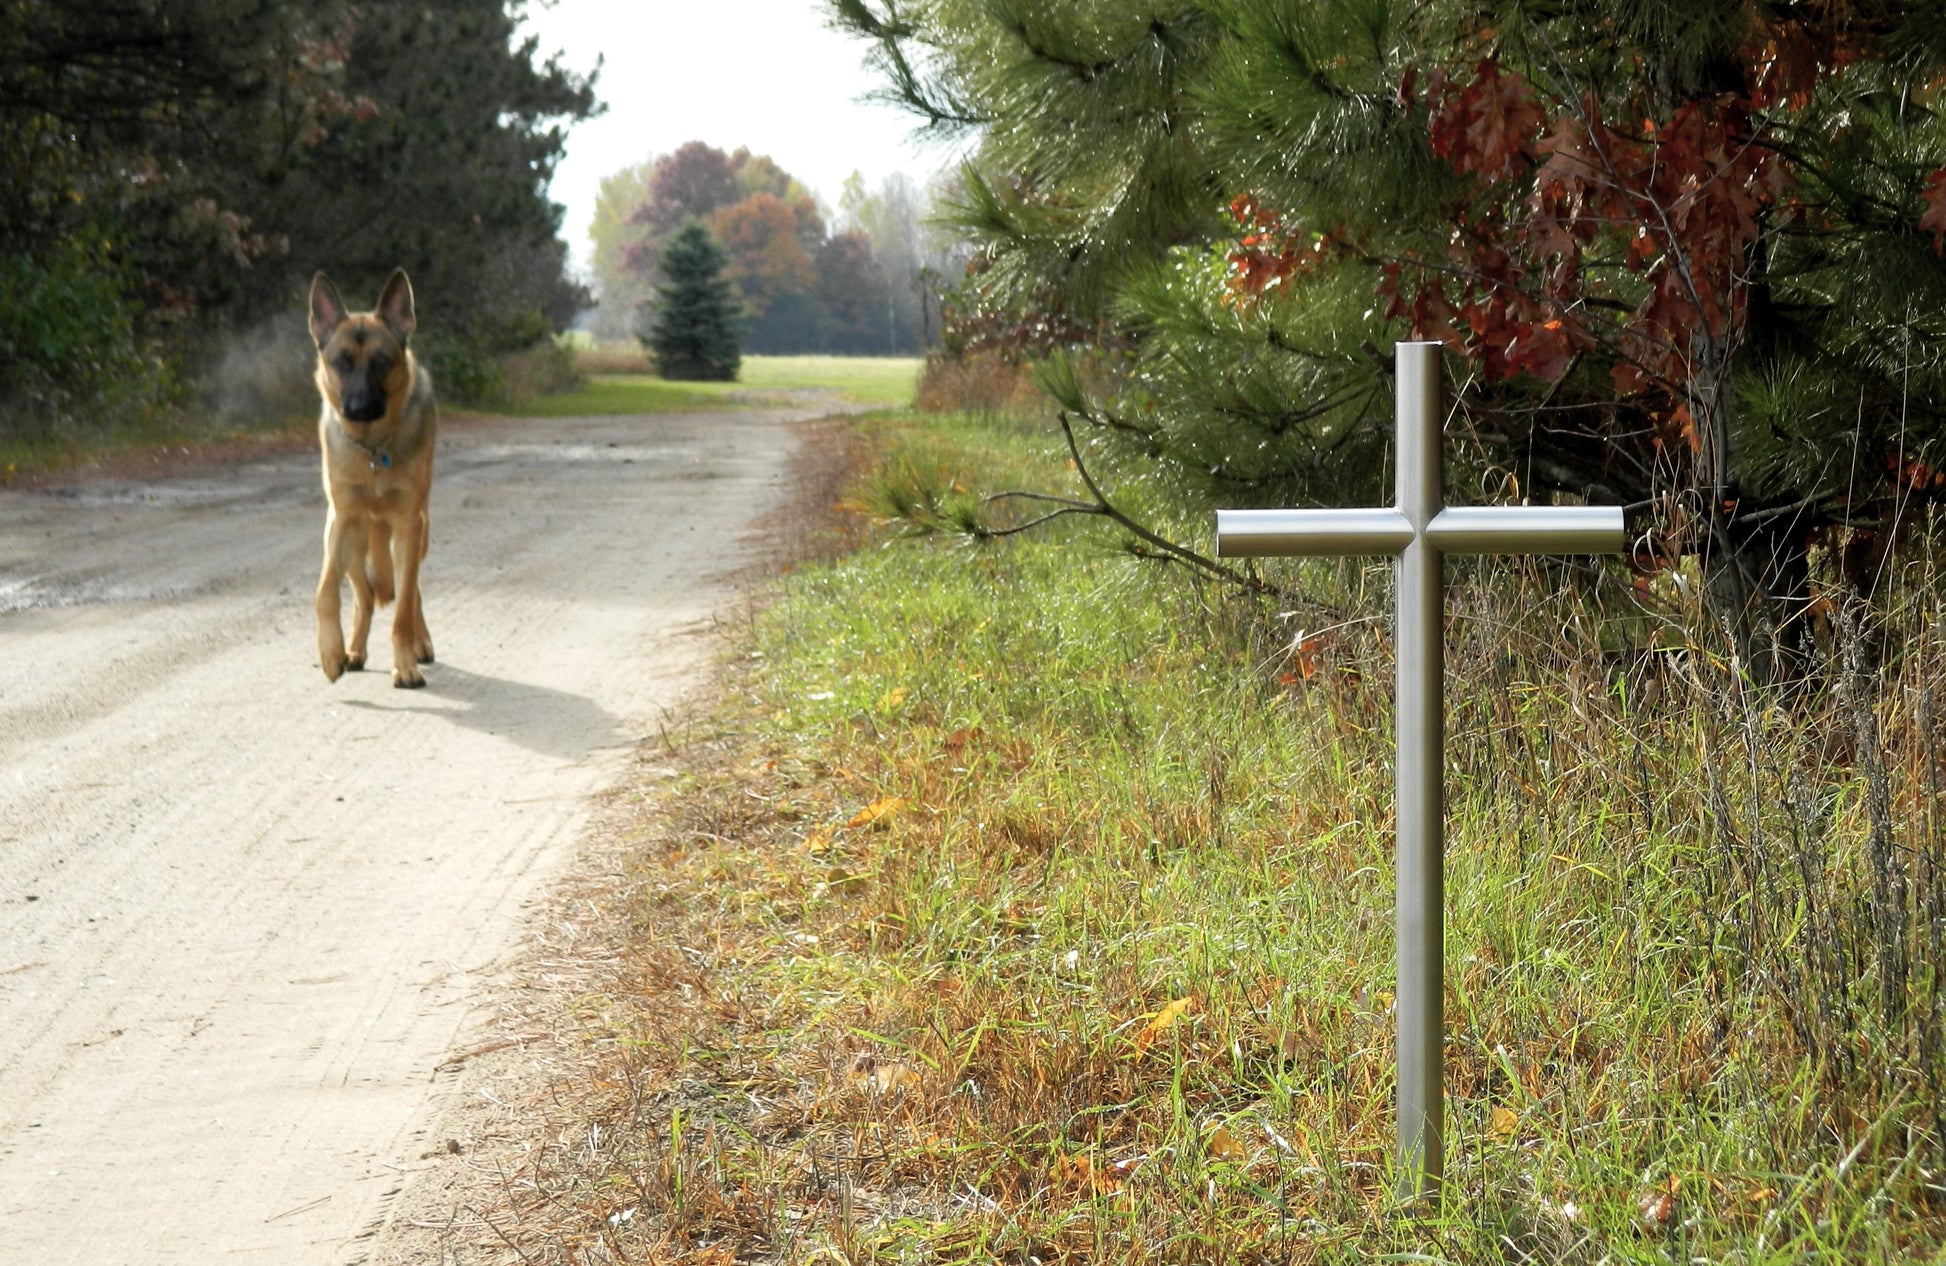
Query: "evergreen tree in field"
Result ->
[[644, 220, 741, 382]]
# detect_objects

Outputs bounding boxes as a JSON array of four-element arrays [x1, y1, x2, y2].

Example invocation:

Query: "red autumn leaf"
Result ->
[[1921, 168, 1946, 256], [1429, 60, 1547, 181], [1289, 632, 1325, 679], [1668, 403, 1702, 454]]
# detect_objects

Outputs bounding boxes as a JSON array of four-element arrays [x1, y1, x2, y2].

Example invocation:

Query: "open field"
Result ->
[[512, 347, 924, 417], [476, 405, 1946, 1262]]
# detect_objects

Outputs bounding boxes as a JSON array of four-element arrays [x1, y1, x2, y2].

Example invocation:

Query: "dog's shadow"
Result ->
[[343, 663, 624, 764]]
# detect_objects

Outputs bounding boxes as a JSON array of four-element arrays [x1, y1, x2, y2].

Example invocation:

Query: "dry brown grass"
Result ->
[[914, 353, 1048, 416], [576, 340, 658, 375]]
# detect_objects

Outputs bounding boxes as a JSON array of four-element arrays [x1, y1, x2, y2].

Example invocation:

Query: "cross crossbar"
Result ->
[[1218, 504, 1625, 557], [1213, 342, 1624, 1203]]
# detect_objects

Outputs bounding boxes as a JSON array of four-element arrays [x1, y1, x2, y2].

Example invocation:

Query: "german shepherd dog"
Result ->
[[308, 268, 437, 688]]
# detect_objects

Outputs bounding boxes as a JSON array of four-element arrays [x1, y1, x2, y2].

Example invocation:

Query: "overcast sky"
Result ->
[[517, 0, 960, 273]]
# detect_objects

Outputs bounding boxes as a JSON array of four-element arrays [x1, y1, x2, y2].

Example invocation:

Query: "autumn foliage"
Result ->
[[614, 141, 930, 355], [1356, 58, 1790, 401], [1217, 7, 1946, 679]]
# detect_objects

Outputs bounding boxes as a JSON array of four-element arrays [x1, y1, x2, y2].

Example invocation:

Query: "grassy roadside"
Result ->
[[482, 404, 1946, 1263]]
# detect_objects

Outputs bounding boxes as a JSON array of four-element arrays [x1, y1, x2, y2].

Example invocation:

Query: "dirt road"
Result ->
[[0, 403, 808, 1261]]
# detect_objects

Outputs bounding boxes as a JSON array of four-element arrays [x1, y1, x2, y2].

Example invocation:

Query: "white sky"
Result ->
[[517, 0, 958, 273]]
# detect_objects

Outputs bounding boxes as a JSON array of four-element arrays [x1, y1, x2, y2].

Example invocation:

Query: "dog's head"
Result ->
[[309, 269, 417, 426]]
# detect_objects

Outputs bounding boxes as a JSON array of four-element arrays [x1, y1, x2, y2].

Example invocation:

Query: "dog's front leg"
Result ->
[[408, 508, 434, 665], [315, 508, 361, 682], [388, 513, 427, 689], [348, 520, 390, 671]]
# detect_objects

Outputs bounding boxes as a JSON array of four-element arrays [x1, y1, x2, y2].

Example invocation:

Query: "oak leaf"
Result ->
[[1429, 60, 1546, 180]]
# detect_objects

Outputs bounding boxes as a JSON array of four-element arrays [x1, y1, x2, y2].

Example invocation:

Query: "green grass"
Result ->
[[733, 354, 922, 406], [518, 406, 1946, 1262], [513, 348, 923, 416], [500, 373, 735, 417]]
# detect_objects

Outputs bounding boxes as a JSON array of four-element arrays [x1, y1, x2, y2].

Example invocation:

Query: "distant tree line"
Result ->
[[0, 0, 598, 432], [586, 141, 961, 355]]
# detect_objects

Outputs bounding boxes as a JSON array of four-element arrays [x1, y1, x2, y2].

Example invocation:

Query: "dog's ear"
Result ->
[[376, 268, 417, 343], [309, 272, 349, 348]]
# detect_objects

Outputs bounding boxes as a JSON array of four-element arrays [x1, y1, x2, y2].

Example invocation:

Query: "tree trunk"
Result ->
[[1701, 506, 1818, 687], [1692, 334, 1816, 687]]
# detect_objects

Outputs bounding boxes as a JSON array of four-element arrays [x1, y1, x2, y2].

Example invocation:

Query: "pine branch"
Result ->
[[827, 0, 986, 130], [1051, 410, 1305, 603]]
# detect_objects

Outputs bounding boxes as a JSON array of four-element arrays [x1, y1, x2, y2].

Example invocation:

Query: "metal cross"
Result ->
[[1215, 341, 1624, 1202]]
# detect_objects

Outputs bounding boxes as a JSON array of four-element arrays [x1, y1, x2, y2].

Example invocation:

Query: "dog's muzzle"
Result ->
[[341, 392, 386, 423]]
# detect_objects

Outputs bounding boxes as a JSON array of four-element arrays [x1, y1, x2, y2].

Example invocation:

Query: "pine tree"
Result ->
[[833, 0, 1946, 682], [643, 220, 742, 382]]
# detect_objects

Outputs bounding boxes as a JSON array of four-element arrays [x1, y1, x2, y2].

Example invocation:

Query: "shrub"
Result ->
[[500, 338, 584, 401], [0, 235, 169, 438]]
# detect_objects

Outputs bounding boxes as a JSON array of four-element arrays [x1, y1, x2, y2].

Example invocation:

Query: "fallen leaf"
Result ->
[[1052, 1153, 1094, 1188], [1053, 1151, 1137, 1195], [1204, 1122, 1247, 1162], [870, 1063, 918, 1094], [942, 725, 983, 755], [825, 866, 868, 894], [877, 686, 908, 713], [1247, 974, 1288, 1005], [1637, 1176, 1681, 1228], [846, 796, 909, 829], [1133, 995, 1196, 1053], [1638, 1189, 1675, 1227], [847, 1050, 917, 1093]]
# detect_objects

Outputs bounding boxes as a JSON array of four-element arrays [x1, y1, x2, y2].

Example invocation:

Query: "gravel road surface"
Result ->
[[0, 404, 805, 1261]]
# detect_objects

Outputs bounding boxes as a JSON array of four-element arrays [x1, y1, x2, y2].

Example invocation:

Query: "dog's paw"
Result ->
[[321, 655, 348, 683], [392, 666, 426, 689], [346, 653, 366, 671], [416, 643, 435, 665]]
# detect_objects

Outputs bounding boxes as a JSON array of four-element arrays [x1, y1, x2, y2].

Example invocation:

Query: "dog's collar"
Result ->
[[342, 423, 393, 469]]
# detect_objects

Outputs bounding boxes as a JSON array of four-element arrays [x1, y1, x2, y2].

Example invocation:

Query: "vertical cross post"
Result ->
[[1215, 342, 1624, 1203]]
